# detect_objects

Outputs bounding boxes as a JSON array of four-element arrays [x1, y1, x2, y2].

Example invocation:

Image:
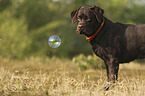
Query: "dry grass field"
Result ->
[[0, 56, 145, 96]]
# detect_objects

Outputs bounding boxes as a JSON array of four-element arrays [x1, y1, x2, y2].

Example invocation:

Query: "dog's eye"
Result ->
[[86, 18, 91, 22], [77, 18, 81, 21]]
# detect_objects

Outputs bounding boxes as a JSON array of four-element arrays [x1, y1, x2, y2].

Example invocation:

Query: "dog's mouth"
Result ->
[[76, 30, 82, 34], [76, 29, 89, 37], [76, 24, 84, 34], [76, 29, 85, 34]]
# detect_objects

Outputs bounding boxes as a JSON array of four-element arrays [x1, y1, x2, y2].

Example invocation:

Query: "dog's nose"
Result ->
[[78, 25, 83, 28]]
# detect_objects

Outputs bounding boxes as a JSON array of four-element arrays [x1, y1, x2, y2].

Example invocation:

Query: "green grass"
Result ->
[[0, 56, 145, 96]]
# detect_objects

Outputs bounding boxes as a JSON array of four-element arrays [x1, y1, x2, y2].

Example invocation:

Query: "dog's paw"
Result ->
[[104, 83, 115, 91]]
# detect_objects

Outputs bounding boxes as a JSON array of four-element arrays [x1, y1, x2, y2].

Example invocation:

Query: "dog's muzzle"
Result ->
[[76, 24, 84, 34]]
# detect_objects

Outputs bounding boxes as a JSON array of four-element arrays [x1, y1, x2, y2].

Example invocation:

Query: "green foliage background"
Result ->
[[0, 0, 145, 59]]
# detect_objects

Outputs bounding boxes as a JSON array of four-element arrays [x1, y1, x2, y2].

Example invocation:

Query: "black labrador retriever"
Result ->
[[71, 5, 145, 90]]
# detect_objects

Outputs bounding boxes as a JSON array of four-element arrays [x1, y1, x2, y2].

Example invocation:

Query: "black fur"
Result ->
[[71, 5, 145, 90]]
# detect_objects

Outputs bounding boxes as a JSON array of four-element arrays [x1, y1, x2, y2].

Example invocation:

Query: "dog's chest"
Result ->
[[90, 43, 115, 60]]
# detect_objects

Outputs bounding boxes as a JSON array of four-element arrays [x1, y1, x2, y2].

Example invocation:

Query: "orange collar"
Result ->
[[84, 18, 105, 40]]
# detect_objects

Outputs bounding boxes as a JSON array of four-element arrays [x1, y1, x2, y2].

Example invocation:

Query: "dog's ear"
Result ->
[[90, 5, 104, 23], [71, 6, 82, 23]]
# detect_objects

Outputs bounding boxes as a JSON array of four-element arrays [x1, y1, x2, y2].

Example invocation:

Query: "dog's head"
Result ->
[[71, 5, 104, 37]]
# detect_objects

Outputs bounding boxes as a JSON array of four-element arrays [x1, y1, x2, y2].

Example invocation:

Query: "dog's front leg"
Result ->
[[104, 58, 119, 90]]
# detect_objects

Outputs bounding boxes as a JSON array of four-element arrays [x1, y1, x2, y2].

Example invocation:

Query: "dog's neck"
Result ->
[[88, 17, 113, 42], [88, 17, 116, 48], [84, 18, 105, 41]]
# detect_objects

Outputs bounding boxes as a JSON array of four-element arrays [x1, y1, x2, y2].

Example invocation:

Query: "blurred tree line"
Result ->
[[0, 0, 145, 59]]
